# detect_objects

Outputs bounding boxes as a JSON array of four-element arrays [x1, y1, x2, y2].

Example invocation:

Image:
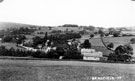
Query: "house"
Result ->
[[81, 49, 103, 61]]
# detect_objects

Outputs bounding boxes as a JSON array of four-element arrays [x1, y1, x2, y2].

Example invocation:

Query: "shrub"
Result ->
[[130, 38, 135, 44], [90, 34, 94, 38], [107, 43, 114, 49], [94, 32, 98, 34], [105, 33, 109, 37], [113, 32, 120, 37]]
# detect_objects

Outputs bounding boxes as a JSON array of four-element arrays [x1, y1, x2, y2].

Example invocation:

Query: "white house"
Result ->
[[81, 49, 103, 61]]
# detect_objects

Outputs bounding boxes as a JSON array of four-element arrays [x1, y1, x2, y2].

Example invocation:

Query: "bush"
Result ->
[[107, 43, 114, 49], [90, 34, 94, 38], [94, 32, 98, 34], [130, 38, 135, 44], [105, 33, 109, 37], [113, 32, 120, 37]]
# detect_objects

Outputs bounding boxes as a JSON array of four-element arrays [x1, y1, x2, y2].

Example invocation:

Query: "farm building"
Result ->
[[81, 49, 103, 61]]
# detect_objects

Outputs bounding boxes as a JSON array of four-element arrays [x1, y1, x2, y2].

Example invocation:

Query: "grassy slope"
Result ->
[[0, 65, 135, 81], [0, 22, 32, 30], [81, 35, 135, 47]]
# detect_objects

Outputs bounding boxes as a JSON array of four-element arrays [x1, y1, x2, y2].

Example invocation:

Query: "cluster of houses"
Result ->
[[81, 48, 106, 61], [19, 40, 106, 61]]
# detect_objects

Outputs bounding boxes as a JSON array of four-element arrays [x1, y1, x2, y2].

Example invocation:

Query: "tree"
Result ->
[[48, 27, 52, 30], [107, 43, 114, 49], [99, 30, 114, 52], [2, 35, 13, 42], [98, 29, 104, 37], [32, 36, 43, 47], [44, 32, 48, 42], [105, 33, 109, 37], [38, 27, 41, 30], [16, 35, 26, 44], [82, 39, 91, 48], [113, 31, 120, 37], [108, 28, 115, 35], [62, 24, 78, 27], [88, 26, 95, 31], [130, 38, 135, 44], [90, 34, 94, 39]]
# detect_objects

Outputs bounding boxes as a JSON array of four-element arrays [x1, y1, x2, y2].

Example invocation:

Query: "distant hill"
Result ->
[[129, 26, 135, 30], [0, 22, 41, 30]]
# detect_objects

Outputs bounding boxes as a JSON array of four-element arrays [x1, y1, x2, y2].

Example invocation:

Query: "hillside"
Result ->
[[0, 22, 40, 30]]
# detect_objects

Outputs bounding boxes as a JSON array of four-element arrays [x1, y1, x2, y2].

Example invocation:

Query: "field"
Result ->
[[81, 35, 135, 47], [0, 60, 135, 81], [81, 35, 135, 56]]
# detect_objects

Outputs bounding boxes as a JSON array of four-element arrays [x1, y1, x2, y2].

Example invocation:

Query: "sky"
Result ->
[[0, 0, 135, 27]]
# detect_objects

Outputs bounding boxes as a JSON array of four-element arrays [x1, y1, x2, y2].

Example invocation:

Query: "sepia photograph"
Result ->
[[0, 0, 135, 81]]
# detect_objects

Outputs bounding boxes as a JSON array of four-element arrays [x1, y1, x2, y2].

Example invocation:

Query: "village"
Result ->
[[0, 24, 135, 81], [0, 24, 135, 62], [1, 0, 135, 81]]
